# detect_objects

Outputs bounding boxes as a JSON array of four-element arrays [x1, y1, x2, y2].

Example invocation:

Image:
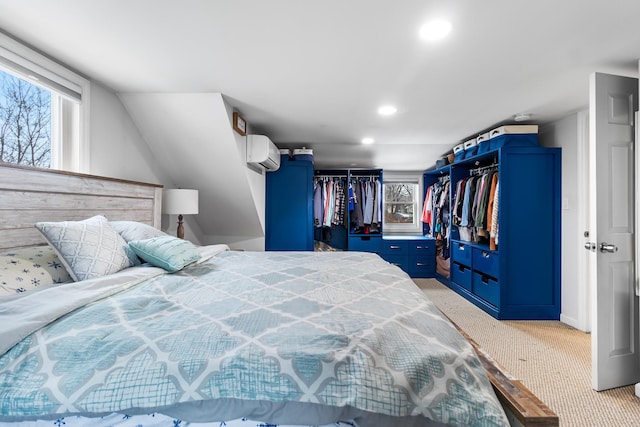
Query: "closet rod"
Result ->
[[350, 175, 380, 181], [469, 163, 498, 175], [315, 175, 347, 180]]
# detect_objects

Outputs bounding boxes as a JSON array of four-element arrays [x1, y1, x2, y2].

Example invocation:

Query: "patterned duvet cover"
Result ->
[[0, 247, 508, 427]]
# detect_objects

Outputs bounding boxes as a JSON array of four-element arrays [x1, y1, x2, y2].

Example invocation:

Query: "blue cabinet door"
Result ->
[[266, 161, 314, 250]]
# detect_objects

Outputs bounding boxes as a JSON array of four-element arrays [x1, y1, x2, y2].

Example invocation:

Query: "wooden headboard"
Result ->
[[0, 163, 163, 251]]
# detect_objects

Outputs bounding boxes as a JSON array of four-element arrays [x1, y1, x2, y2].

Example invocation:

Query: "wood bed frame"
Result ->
[[0, 163, 162, 251], [445, 314, 559, 427], [0, 163, 558, 426]]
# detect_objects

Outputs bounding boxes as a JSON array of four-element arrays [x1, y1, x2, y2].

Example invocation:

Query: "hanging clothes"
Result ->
[[487, 173, 499, 250], [349, 176, 380, 234], [376, 179, 382, 224], [452, 167, 498, 246], [363, 181, 374, 225], [422, 177, 449, 241], [313, 180, 323, 228], [351, 180, 364, 230], [490, 180, 499, 248], [422, 185, 433, 226], [332, 179, 346, 226], [314, 177, 347, 230]]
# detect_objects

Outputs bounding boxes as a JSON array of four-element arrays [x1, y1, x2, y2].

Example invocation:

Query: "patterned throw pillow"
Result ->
[[0, 246, 72, 296], [129, 235, 201, 272], [109, 221, 168, 242], [35, 215, 139, 282]]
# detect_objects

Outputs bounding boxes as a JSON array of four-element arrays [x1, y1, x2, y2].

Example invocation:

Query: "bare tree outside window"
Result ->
[[384, 183, 415, 224], [0, 70, 51, 167]]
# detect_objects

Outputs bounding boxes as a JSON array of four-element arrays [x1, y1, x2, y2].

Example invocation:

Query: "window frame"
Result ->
[[0, 31, 90, 172], [382, 171, 424, 234]]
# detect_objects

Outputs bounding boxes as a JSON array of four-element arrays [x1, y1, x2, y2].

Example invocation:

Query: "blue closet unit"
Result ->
[[347, 169, 383, 253], [423, 165, 452, 280], [313, 169, 349, 251], [442, 144, 561, 320], [265, 158, 314, 251]]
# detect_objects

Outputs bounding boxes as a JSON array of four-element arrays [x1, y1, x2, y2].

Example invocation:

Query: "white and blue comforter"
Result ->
[[0, 247, 508, 427]]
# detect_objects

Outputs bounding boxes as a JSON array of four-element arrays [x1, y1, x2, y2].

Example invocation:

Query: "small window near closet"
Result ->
[[383, 172, 422, 233]]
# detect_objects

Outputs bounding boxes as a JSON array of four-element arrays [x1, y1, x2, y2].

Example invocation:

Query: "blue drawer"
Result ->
[[381, 240, 409, 255], [408, 255, 435, 278], [473, 272, 499, 306], [348, 236, 381, 253], [451, 241, 472, 267], [381, 253, 408, 271], [409, 240, 435, 256], [451, 262, 472, 291], [473, 248, 499, 279]]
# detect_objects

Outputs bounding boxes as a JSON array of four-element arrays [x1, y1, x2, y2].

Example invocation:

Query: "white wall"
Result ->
[[222, 100, 266, 251], [87, 81, 204, 243], [540, 111, 590, 332], [88, 82, 166, 184]]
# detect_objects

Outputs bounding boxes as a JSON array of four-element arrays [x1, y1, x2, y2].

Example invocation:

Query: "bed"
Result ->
[[0, 164, 557, 427]]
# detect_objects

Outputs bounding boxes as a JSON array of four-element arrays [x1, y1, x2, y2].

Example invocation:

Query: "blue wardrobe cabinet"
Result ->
[[444, 145, 562, 320], [265, 158, 314, 251]]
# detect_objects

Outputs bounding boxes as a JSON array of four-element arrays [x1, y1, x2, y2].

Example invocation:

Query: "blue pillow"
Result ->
[[128, 236, 201, 272]]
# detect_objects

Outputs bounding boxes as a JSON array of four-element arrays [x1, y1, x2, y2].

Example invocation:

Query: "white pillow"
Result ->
[[109, 220, 168, 242], [35, 215, 139, 282], [0, 246, 72, 296]]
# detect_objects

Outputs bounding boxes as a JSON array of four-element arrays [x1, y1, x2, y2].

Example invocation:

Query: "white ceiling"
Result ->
[[1, 0, 640, 170]]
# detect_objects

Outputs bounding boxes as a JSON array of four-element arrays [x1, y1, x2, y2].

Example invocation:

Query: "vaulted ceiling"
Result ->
[[1, 0, 640, 170]]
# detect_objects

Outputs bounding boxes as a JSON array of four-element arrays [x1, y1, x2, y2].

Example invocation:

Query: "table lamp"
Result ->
[[162, 189, 199, 239]]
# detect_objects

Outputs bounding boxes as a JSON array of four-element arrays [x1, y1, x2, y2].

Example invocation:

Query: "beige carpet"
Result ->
[[415, 278, 640, 427]]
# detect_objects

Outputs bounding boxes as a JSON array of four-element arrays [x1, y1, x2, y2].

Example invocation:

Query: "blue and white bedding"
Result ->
[[0, 246, 508, 427]]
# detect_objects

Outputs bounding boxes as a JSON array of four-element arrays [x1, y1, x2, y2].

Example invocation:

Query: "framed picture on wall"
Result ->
[[233, 112, 247, 136]]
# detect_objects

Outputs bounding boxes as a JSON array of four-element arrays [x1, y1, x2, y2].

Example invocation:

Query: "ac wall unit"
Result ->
[[246, 134, 281, 171]]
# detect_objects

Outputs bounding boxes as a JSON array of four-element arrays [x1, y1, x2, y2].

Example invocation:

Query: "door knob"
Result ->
[[584, 242, 596, 252], [599, 242, 618, 253]]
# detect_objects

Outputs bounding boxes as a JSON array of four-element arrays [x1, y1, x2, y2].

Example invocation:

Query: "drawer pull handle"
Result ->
[[416, 245, 424, 249], [390, 245, 401, 249], [482, 251, 490, 258], [458, 244, 465, 250], [416, 262, 426, 266]]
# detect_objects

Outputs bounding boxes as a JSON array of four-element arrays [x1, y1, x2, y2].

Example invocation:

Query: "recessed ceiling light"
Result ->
[[378, 105, 397, 116], [419, 19, 452, 41], [362, 137, 374, 145]]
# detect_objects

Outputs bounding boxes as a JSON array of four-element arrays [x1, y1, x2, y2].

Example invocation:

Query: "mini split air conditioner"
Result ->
[[246, 134, 281, 171]]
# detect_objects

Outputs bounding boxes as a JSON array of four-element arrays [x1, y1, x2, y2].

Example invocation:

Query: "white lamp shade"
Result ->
[[163, 189, 199, 215]]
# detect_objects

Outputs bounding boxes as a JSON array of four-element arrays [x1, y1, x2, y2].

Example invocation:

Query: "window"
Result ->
[[0, 71, 52, 167], [382, 172, 423, 233], [0, 32, 89, 172]]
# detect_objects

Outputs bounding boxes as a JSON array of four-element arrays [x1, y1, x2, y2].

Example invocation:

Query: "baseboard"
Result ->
[[560, 313, 589, 333]]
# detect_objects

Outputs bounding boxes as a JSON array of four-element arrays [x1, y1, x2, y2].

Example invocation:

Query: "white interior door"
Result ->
[[589, 72, 639, 391]]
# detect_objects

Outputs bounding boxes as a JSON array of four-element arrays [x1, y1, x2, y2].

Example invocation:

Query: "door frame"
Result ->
[[577, 110, 592, 333]]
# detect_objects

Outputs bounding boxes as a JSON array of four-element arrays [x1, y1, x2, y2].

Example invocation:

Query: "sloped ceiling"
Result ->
[[1, 1, 640, 170], [119, 93, 265, 243]]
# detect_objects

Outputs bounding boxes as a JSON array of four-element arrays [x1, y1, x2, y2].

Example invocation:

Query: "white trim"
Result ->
[[576, 110, 591, 332], [382, 171, 423, 234], [0, 31, 85, 100]]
